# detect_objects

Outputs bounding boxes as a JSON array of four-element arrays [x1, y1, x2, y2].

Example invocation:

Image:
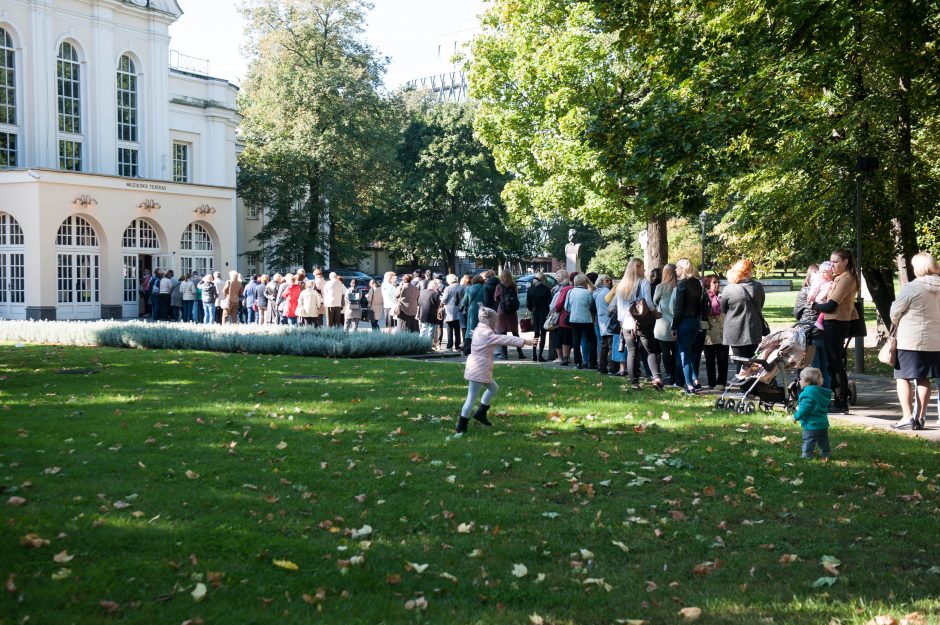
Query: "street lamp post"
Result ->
[[699, 211, 707, 275], [855, 156, 879, 374]]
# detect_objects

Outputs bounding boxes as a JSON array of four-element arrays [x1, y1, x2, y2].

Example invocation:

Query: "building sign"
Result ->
[[126, 181, 168, 192]]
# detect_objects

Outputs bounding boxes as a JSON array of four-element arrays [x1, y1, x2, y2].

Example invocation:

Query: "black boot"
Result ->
[[532, 349, 538, 362], [456, 417, 469, 434], [471, 403, 492, 427], [517, 347, 525, 359]]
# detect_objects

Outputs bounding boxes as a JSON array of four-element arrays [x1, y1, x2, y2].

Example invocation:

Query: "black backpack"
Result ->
[[501, 285, 520, 313]]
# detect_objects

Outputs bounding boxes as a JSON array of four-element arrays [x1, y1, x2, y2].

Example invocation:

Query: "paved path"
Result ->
[[415, 350, 940, 443]]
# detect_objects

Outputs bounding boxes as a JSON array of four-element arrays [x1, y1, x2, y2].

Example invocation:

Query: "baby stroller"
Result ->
[[715, 324, 816, 415]]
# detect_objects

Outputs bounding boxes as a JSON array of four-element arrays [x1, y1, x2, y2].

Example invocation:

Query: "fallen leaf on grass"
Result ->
[[611, 541, 630, 553], [692, 560, 722, 576], [272, 559, 299, 571], [350, 524, 372, 539], [99, 600, 120, 614], [276, 441, 288, 450], [779, 554, 799, 565], [812, 576, 838, 588], [678, 607, 702, 621], [511, 563, 528, 578], [821, 555, 841, 576], [5, 574, 15, 593], [900, 612, 927, 625], [185, 470, 200, 480], [866, 617, 898, 625], [762, 435, 787, 444], [530, 614, 545, 625], [51, 568, 71, 581], [583, 577, 612, 591], [405, 562, 429, 574], [191, 583, 207, 602], [53, 550, 74, 563], [404, 597, 428, 610], [21, 533, 49, 548], [457, 522, 474, 534], [6, 496, 26, 506], [615, 620, 649, 625]]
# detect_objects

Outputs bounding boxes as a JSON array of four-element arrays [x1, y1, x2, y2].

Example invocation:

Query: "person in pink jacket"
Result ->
[[457, 305, 536, 434]]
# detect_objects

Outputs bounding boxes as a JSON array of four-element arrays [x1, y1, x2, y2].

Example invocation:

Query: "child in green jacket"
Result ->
[[794, 367, 832, 459]]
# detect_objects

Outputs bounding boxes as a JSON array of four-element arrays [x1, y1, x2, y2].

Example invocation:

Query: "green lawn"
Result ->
[[2, 346, 939, 625]]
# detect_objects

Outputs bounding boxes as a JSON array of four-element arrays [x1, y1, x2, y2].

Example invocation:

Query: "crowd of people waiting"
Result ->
[[137, 249, 940, 420]]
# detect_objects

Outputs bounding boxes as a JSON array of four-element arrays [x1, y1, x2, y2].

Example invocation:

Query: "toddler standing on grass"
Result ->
[[457, 305, 536, 434], [793, 367, 832, 459]]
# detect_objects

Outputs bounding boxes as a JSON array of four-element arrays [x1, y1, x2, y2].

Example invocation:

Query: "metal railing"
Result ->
[[405, 70, 469, 102], [169, 50, 210, 76]]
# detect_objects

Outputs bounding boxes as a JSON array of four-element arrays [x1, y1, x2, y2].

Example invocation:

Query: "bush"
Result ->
[[0, 321, 431, 358]]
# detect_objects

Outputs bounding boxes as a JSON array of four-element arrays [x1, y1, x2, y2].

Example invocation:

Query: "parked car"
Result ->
[[324, 269, 373, 297], [515, 273, 558, 313]]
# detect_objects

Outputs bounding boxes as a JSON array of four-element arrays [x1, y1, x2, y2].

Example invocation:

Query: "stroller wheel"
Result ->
[[736, 400, 746, 414], [715, 398, 725, 409], [848, 380, 858, 406], [745, 401, 757, 414]]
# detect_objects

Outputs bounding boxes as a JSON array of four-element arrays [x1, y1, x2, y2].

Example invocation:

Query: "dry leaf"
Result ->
[[511, 563, 528, 578], [405, 562, 429, 574], [866, 617, 898, 625], [191, 582, 207, 602], [53, 550, 74, 563], [21, 533, 49, 548], [185, 470, 199, 480], [99, 600, 120, 614], [530, 614, 545, 625], [5, 574, 16, 593], [272, 559, 299, 571], [678, 607, 702, 621], [276, 441, 288, 450], [6, 496, 26, 506], [900, 612, 926, 625]]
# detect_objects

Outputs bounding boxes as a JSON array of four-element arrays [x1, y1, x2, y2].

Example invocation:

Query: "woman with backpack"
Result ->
[[611, 258, 664, 391], [494, 269, 525, 360]]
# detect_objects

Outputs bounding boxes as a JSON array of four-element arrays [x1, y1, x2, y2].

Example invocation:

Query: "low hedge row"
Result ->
[[0, 321, 431, 358]]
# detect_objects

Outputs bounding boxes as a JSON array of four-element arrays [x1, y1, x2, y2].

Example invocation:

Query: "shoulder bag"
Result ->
[[741, 286, 770, 336], [877, 324, 897, 366], [628, 284, 655, 331]]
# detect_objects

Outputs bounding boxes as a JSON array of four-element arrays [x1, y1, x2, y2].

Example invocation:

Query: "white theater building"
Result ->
[[0, 0, 239, 320]]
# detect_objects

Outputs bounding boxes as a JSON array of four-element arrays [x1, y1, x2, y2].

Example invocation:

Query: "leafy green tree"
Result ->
[[369, 98, 527, 273], [237, 0, 395, 269]]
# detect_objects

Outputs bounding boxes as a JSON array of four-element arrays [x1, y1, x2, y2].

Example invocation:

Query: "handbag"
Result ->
[[628, 284, 655, 330], [848, 300, 867, 338], [544, 311, 560, 332], [520, 317, 532, 333], [741, 287, 770, 336], [436, 304, 445, 322], [877, 325, 897, 366], [605, 314, 621, 336]]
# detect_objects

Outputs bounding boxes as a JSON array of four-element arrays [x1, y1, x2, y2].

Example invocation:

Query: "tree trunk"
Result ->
[[303, 165, 323, 269], [646, 214, 669, 270], [894, 0, 917, 284], [863, 267, 895, 337]]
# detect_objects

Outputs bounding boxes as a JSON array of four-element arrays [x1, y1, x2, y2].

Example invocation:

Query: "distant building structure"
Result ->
[[0, 0, 240, 320], [404, 30, 475, 103]]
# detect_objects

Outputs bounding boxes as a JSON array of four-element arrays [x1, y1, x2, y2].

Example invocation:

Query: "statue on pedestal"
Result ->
[[565, 228, 581, 274]]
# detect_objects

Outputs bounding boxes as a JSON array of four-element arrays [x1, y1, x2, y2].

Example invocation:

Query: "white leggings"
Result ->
[[461, 380, 498, 417]]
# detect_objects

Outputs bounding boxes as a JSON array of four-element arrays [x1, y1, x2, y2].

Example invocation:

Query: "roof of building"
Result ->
[[121, 0, 183, 18]]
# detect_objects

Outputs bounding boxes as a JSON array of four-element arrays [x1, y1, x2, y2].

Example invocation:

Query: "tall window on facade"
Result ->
[[0, 212, 25, 318], [173, 142, 189, 182], [55, 216, 100, 310], [0, 29, 18, 168], [116, 55, 139, 177], [57, 42, 82, 172], [179, 222, 214, 277]]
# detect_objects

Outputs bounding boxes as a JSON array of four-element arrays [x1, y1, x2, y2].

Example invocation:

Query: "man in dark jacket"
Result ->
[[482, 271, 499, 309], [418, 280, 443, 348]]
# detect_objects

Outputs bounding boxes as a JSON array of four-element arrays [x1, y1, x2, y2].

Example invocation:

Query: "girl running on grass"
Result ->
[[457, 305, 536, 434]]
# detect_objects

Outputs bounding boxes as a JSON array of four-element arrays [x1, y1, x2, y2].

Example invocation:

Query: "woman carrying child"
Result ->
[[457, 305, 536, 434]]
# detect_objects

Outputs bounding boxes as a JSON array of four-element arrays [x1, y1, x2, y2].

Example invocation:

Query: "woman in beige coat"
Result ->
[[221, 270, 243, 325], [366, 279, 384, 332], [890, 252, 940, 430], [297, 280, 324, 326]]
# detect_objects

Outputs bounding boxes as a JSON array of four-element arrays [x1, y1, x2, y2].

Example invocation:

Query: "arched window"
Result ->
[[122, 218, 159, 250], [179, 223, 214, 277], [0, 28, 17, 168], [116, 55, 139, 177], [55, 216, 100, 319], [57, 42, 82, 171], [0, 212, 25, 318]]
